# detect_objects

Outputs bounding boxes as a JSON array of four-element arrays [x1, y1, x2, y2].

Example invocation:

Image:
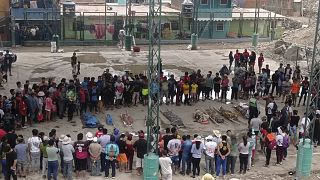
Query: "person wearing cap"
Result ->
[[86, 132, 94, 172], [40, 136, 49, 178], [89, 137, 102, 176], [14, 135, 28, 178], [95, 126, 104, 138], [204, 135, 217, 175], [190, 136, 204, 178], [133, 131, 147, 176], [201, 173, 215, 180], [116, 134, 128, 173], [61, 136, 74, 180], [46, 139, 59, 180]]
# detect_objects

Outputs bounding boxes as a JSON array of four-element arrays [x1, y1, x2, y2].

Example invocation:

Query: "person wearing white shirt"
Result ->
[[159, 150, 172, 180], [167, 135, 181, 174], [299, 116, 310, 139], [276, 127, 284, 165], [28, 129, 42, 174], [204, 135, 217, 174]]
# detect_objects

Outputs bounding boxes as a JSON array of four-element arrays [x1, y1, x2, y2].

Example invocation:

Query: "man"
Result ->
[[46, 139, 59, 180], [250, 114, 263, 136], [74, 133, 89, 179], [159, 150, 173, 180], [89, 137, 102, 176], [27, 129, 42, 175], [4, 50, 13, 76], [105, 135, 119, 179], [180, 135, 192, 175], [167, 134, 181, 174], [168, 75, 177, 104], [213, 73, 221, 100], [284, 64, 292, 79], [205, 74, 213, 100], [98, 128, 110, 172], [133, 131, 147, 176], [299, 114, 310, 139], [298, 77, 309, 106], [61, 136, 74, 180], [5, 143, 17, 180], [266, 97, 277, 124], [204, 135, 217, 175], [71, 53, 77, 75]]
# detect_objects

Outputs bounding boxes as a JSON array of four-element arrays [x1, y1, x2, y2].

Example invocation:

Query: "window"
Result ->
[[200, 0, 208, 5], [216, 22, 224, 31], [220, 0, 228, 5]]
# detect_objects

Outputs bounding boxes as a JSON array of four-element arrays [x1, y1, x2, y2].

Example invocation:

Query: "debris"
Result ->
[[120, 111, 133, 127], [193, 109, 210, 124], [161, 110, 185, 128], [274, 45, 286, 55]]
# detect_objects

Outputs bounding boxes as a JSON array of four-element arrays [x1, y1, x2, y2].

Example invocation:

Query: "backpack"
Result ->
[[283, 135, 290, 148], [106, 114, 113, 125], [108, 144, 115, 158], [268, 139, 277, 150], [19, 100, 27, 116]]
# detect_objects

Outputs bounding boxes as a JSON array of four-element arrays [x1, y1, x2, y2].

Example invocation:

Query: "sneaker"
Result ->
[[112, 177, 115, 179], [106, 177, 109, 179], [22, 126, 27, 129], [275, 163, 280, 166], [280, 162, 283, 165]]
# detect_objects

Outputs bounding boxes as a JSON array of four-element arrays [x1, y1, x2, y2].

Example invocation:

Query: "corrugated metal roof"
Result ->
[[232, 8, 285, 19], [75, 4, 180, 16]]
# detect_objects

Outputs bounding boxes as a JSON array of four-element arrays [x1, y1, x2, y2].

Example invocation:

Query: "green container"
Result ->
[[52, 34, 60, 50], [125, 35, 132, 51], [252, 33, 259, 47], [191, 33, 198, 50], [143, 153, 159, 180], [297, 139, 313, 178]]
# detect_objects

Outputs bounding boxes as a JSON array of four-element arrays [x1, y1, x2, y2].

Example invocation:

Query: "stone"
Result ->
[[284, 45, 304, 61], [274, 45, 286, 55]]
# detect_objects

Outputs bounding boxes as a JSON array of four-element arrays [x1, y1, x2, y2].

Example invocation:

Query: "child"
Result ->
[[14, 135, 28, 178], [77, 61, 81, 75], [191, 81, 198, 102], [45, 93, 53, 121], [282, 129, 290, 160]]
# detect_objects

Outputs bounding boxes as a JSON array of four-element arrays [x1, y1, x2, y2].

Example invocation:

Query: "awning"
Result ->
[[198, 17, 232, 21]]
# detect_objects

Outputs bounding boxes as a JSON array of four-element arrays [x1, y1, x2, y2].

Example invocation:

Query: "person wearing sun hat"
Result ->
[[89, 137, 102, 176], [204, 135, 217, 175], [201, 173, 215, 180], [61, 136, 74, 180], [190, 136, 205, 178]]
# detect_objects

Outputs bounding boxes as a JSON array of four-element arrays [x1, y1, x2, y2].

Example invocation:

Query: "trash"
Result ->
[[193, 109, 209, 124], [161, 110, 185, 128], [120, 111, 134, 127]]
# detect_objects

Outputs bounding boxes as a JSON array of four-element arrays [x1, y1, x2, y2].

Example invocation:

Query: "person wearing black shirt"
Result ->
[[4, 51, 13, 76], [133, 132, 147, 176], [162, 128, 172, 151], [5, 144, 17, 180], [168, 75, 177, 104], [298, 77, 309, 106], [5, 128, 18, 149], [117, 134, 128, 172]]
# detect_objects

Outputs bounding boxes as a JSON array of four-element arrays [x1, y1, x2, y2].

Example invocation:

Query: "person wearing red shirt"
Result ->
[[258, 53, 264, 74], [0, 125, 7, 141], [234, 50, 240, 67], [95, 126, 103, 138]]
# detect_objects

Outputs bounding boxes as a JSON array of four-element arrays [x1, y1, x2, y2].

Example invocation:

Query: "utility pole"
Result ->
[[191, 0, 198, 50], [143, 0, 161, 178], [104, 0, 107, 42], [295, 0, 320, 178], [252, 0, 259, 47], [125, 0, 132, 35]]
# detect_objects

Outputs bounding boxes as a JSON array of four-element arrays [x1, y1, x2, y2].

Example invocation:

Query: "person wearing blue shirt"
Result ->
[[105, 135, 119, 179], [180, 135, 192, 175]]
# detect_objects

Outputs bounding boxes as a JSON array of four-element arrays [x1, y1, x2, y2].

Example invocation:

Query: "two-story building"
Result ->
[[196, 0, 233, 39]]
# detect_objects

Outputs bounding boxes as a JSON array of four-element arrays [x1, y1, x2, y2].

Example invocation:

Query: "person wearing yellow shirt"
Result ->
[[191, 82, 198, 102], [183, 81, 191, 105]]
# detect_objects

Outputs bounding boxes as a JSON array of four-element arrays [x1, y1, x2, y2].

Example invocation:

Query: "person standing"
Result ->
[[159, 150, 173, 180], [40, 136, 49, 178], [238, 135, 249, 174], [231, 77, 239, 101], [61, 136, 74, 180], [98, 128, 110, 172], [89, 137, 102, 176], [73, 133, 89, 179], [133, 131, 147, 176], [27, 129, 42, 175], [205, 74, 213, 100], [105, 135, 119, 179], [275, 127, 284, 165], [116, 134, 128, 172], [167, 134, 181, 174], [182, 80, 190, 105], [213, 73, 221, 100], [204, 135, 217, 175], [4, 50, 13, 76], [298, 77, 309, 106], [5, 144, 17, 180], [71, 53, 77, 75], [264, 128, 275, 167], [226, 135, 237, 175], [14, 136, 27, 178], [46, 139, 59, 180], [216, 135, 230, 179], [190, 136, 205, 178], [258, 53, 264, 74], [291, 78, 300, 107], [220, 75, 229, 102], [228, 51, 234, 70], [180, 135, 192, 175], [249, 93, 259, 126], [125, 134, 134, 172]]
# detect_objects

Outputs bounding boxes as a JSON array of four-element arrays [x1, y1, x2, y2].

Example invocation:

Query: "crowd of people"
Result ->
[[0, 49, 319, 180]]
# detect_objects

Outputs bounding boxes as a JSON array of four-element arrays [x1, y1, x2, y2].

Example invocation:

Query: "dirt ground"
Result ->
[[2, 44, 320, 180]]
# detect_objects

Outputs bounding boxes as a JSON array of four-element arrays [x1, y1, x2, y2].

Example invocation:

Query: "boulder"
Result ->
[[284, 45, 304, 61], [274, 45, 286, 55], [275, 39, 292, 49]]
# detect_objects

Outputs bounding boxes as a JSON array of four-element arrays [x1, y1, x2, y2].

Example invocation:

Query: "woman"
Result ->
[[45, 93, 53, 122], [216, 135, 230, 179], [227, 135, 237, 175], [190, 136, 204, 178], [238, 135, 249, 174], [125, 134, 134, 172], [258, 53, 264, 74]]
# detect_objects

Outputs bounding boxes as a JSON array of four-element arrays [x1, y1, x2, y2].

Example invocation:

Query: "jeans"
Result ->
[[5, 169, 16, 180], [1, 159, 6, 177], [265, 148, 272, 165], [231, 87, 238, 100], [58, 100, 65, 118], [30, 152, 40, 172], [105, 159, 116, 177], [205, 154, 215, 174], [276, 146, 284, 164], [91, 159, 101, 176], [42, 157, 48, 176], [192, 157, 201, 176], [226, 156, 237, 174], [63, 160, 73, 180], [47, 160, 58, 180], [239, 153, 248, 173], [299, 91, 307, 105], [216, 156, 227, 176], [100, 153, 106, 172], [67, 103, 75, 121], [181, 154, 191, 174]]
